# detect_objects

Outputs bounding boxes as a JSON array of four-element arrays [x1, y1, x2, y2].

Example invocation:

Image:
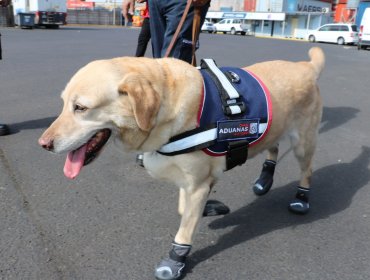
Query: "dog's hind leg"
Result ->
[[288, 123, 319, 214], [155, 178, 212, 280], [253, 144, 279, 196]]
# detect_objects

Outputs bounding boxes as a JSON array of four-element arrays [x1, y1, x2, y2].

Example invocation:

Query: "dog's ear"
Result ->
[[118, 73, 160, 131]]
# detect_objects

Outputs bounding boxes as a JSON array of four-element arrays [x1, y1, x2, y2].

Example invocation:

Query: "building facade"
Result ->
[[208, 0, 332, 38]]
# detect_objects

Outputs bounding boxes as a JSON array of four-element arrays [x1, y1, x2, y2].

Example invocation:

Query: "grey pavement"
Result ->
[[0, 26, 370, 280]]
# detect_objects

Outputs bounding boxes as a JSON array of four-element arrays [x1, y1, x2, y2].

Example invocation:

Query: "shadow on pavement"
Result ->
[[320, 106, 360, 134], [9, 116, 56, 134], [186, 146, 370, 273]]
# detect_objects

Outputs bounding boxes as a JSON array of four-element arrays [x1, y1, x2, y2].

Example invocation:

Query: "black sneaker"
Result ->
[[0, 124, 10, 136]]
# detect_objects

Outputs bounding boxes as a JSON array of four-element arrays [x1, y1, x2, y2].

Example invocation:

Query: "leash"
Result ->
[[164, 0, 202, 66]]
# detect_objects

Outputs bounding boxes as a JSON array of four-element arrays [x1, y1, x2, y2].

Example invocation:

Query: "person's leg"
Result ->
[[135, 17, 151, 57], [161, 0, 210, 63], [148, 0, 166, 58], [0, 33, 9, 136]]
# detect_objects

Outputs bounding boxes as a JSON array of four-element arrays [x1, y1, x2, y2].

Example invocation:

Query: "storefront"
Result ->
[[206, 0, 332, 39]]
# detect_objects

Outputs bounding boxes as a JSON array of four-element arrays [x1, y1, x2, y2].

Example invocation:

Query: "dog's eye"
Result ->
[[74, 104, 87, 113]]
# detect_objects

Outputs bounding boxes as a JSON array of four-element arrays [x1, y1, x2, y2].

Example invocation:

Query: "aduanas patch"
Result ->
[[199, 67, 272, 156], [217, 119, 260, 142]]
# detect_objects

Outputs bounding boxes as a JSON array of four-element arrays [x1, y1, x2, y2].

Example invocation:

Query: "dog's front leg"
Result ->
[[155, 179, 211, 280]]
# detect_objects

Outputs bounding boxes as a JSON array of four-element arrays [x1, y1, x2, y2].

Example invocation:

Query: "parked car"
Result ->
[[358, 8, 370, 50], [201, 21, 216, 33], [213, 18, 249, 35], [307, 23, 358, 45]]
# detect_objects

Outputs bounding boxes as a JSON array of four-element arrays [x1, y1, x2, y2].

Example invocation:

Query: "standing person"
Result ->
[[0, 31, 10, 136], [123, 0, 210, 62], [135, 0, 151, 57]]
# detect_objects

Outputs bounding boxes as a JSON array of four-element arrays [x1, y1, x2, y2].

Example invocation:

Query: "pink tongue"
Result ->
[[63, 144, 88, 179]]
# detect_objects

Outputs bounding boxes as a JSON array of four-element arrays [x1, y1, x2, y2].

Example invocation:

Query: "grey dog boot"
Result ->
[[154, 242, 191, 280]]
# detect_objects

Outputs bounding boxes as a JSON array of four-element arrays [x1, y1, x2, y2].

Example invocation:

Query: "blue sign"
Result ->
[[222, 12, 247, 19]]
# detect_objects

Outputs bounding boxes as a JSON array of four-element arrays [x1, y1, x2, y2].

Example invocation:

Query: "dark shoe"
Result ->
[[203, 199, 230, 216], [0, 124, 10, 136]]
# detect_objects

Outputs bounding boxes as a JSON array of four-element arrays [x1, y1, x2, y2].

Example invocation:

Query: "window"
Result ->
[[319, 25, 330, 31], [328, 25, 340, 31], [351, 25, 358, 31], [338, 25, 349, 31]]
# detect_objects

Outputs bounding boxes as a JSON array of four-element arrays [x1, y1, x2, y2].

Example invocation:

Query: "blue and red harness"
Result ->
[[158, 59, 272, 170]]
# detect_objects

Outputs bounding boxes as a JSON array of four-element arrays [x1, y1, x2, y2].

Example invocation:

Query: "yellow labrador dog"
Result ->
[[39, 47, 324, 280]]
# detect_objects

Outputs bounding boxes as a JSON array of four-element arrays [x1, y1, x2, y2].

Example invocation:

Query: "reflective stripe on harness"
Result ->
[[157, 123, 267, 155]]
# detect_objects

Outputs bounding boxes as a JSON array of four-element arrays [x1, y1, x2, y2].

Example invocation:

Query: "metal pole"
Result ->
[[113, 0, 116, 25]]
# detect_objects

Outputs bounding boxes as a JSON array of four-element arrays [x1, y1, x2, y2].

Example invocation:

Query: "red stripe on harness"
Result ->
[[243, 69, 273, 147]]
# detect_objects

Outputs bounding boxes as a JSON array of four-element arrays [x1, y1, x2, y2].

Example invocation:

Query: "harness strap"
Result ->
[[157, 123, 267, 156], [158, 125, 217, 156], [200, 59, 246, 117]]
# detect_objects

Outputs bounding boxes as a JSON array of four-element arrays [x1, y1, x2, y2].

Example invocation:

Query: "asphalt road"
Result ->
[[0, 26, 369, 280]]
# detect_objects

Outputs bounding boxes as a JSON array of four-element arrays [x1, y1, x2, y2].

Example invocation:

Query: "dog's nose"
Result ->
[[38, 137, 54, 151]]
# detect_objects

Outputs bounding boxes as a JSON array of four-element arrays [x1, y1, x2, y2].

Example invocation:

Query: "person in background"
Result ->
[[148, 0, 210, 63], [0, 31, 10, 136], [135, 0, 151, 57], [123, 0, 210, 63]]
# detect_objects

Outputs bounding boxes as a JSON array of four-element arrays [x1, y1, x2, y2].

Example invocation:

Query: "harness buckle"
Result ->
[[222, 100, 246, 116]]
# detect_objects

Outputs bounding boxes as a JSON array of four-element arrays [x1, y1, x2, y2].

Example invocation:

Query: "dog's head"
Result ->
[[38, 58, 161, 179]]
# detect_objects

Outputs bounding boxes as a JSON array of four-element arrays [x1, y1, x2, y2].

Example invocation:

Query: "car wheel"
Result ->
[[223, 31, 227, 34], [241, 31, 246, 35], [308, 35, 315, 43], [337, 37, 345, 45], [208, 31, 212, 33], [230, 28, 236, 35]]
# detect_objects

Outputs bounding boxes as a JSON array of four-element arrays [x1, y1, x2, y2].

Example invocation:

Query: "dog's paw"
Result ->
[[203, 200, 230, 216], [288, 199, 310, 215], [253, 160, 276, 196], [155, 258, 185, 280], [288, 186, 310, 214], [253, 177, 273, 196], [155, 242, 191, 280]]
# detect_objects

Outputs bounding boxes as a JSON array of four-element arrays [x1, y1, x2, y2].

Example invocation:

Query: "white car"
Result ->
[[358, 8, 370, 50], [213, 18, 249, 35], [307, 23, 358, 45], [201, 21, 216, 33]]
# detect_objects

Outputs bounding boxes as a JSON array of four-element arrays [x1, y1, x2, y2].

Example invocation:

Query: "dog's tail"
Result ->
[[308, 47, 325, 79]]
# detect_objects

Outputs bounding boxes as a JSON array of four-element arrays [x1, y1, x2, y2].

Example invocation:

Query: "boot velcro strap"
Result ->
[[169, 249, 187, 263]]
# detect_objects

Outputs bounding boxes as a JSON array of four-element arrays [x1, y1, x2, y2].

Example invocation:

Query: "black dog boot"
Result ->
[[288, 186, 310, 214], [253, 160, 276, 196], [203, 199, 230, 217], [136, 154, 144, 167], [155, 242, 191, 280], [0, 124, 10, 136]]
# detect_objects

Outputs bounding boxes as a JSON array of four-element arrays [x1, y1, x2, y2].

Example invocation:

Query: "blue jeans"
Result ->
[[148, 0, 209, 63]]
